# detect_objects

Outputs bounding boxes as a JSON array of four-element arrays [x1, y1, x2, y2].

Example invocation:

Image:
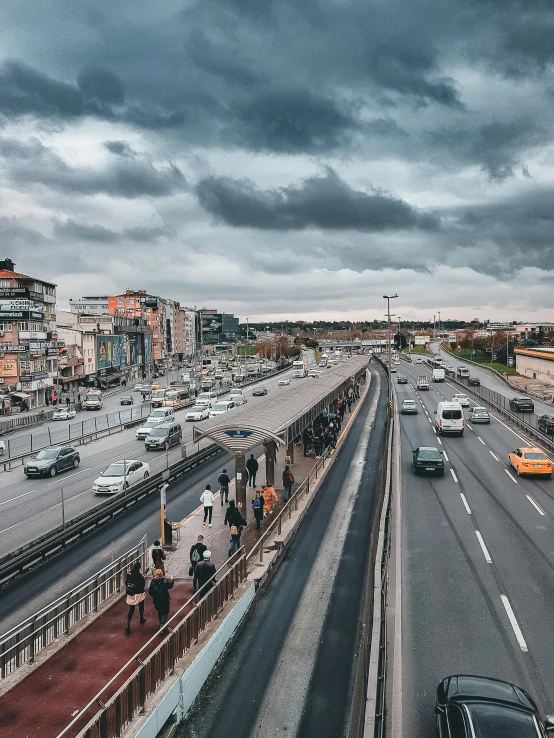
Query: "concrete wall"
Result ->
[[516, 354, 554, 385]]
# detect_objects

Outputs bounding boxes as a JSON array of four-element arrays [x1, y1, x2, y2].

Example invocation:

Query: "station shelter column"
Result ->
[[265, 440, 275, 485], [235, 453, 247, 520], [286, 439, 295, 465]]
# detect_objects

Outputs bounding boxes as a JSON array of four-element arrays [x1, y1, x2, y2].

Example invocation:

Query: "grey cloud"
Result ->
[[54, 219, 120, 243], [196, 168, 440, 232], [103, 140, 134, 157], [0, 60, 83, 118], [77, 67, 125, 104]]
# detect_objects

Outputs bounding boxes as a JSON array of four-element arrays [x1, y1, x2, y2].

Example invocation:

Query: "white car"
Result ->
[[307, 370, 318, 378], [452, 393, 470, 407], [278, 378, 291, 386], [232, 395, 248, 406], [133, 383, 144, 392], [209, 400, 235, 418], [136, 418, 165, 439], [52, 407, 77, 421], [185, 405, 210, 421], [415, 358, 423, 364], [93, 460, 150, 494]]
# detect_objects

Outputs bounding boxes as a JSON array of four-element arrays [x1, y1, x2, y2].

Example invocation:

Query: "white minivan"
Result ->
[[434, 402, 464, 436]]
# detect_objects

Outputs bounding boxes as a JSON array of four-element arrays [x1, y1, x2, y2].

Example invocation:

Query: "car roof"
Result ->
[[443, 675, 536, 713], [402, 399, 416, 402], [418, 446, 441, 452], [519, 446, 543, 453]]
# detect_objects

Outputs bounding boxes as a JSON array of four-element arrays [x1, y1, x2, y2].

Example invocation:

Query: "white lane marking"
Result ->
[[475, 530, 492, 563], [466, 424, 474, 432], [489, 451, 500, 462], [500, 595, 528, 652], [505, 469, 518, 484], [43, 467, 91, 488], [450, 469, 458, 483], [477, 437, 486, 446], [443, 451, 449, 462], [437, 437, 442, 445], [526, 495, 545, 516], [0, 489, 35, 507], [460, 493, 472, 514], [428, 418, 432, 424]]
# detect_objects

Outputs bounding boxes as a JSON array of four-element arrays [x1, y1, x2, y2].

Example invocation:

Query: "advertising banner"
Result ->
[[0, 288, 29, 299], [0, 310, 44, 320], [414, 336, 429, 345], [96, 335, 121, 370], [128, 333, 138, 366], [0, 360, 17, 377], [119, 334, 128, 369], [201, 313, 222, 338], [144, 333, 152, 363]]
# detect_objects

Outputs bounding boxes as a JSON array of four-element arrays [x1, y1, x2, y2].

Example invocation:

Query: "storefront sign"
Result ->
[[0, 300, 44, 311], [19, 331, 47, 340], [0, 311, 44, 320], [0, 288, 29, 298], [0, 344, 27, 352], [0, 360, 17, 377]]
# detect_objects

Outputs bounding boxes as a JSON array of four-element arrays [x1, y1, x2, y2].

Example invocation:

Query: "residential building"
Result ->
[[69, 296, 110, 316], [108, 289, 165, 365], [180, 308, 197, 359], [0, 258, 57, 410], [56, 311, 85, 391]]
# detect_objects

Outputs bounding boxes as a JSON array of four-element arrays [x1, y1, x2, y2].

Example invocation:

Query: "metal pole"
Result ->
[[383, 294, 398, 408], [160, 483, 168, 545]]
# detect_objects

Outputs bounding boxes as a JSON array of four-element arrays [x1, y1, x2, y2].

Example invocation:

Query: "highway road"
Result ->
[[0, 367, 295, 559], [179, 365, 387, 738], [392, 358, 554, 737]]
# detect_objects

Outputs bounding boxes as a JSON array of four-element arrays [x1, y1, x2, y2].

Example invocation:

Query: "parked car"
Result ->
[[253, 387, 268, 396], [120, 395, 134, 405], [52, 407, 77, 421], [538, 414, 554, 435], [185, 405, 211, 421], [510, 397, 535, 413], [397, 375, 408, 384], [435, 674, 554, 737], [468, 407, 490, 423], [509, 447, 552, 478], [401, 399, 418, 414], [412, 447, 445, 475], [24, 446, 80, 478], [145, 422, 182, 451], [93, 460, 150, 494]]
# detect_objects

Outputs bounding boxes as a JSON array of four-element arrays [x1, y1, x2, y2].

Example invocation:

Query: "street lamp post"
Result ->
[[383, 294, 398, 407]]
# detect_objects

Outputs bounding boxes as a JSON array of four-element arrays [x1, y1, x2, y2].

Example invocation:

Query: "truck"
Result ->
[[417, 376, 430, 391], [319, 353, 329, 368], [292, 360, 307, 378], [84, 389, 103, 410], [432, 368, 445, 382]]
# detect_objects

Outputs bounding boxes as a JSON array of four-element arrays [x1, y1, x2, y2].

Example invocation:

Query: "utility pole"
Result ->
[[438, 311, 441, 343], [383, 294, 398, 408]]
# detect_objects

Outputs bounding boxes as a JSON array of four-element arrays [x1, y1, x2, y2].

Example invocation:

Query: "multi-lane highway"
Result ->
[[392, 357, 554, 736]]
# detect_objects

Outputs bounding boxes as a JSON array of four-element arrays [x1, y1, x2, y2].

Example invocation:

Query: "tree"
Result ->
[[394, 331, 407, 350]]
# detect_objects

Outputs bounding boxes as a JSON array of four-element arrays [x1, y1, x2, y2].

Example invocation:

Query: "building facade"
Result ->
[[515, 347, 554, 386], [69, 297, 110, 316], [108, 290, 166, 365], [181, 308, 197, 359]]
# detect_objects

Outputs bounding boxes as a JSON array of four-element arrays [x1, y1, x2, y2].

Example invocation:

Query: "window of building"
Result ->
[[0, 323, 12, 332], [0, 281, 10, 288]]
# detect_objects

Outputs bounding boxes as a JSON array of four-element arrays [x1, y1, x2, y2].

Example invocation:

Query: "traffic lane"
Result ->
[[398, 402, 532, 737]]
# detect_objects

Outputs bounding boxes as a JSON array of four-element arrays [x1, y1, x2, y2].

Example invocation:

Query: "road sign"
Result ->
[[224, 429, 253, 439]]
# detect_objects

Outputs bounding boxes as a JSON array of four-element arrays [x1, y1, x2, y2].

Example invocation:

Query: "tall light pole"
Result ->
[[383, 294, 398, 407], [438, 311, 441, 343]]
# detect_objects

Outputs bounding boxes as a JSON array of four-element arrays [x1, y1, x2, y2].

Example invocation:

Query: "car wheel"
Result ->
[[49, 466, 57, 477], [73, 458, 80, 468], [144, 472, 149, 480]]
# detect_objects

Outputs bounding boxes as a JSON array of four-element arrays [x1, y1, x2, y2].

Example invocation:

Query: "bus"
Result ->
[[163, 387, 190, 408], [292, 360, 307, 378]]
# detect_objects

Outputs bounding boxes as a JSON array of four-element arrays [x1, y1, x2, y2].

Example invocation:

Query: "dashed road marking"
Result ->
[[460, 493, 472, 514], [475, 530, 492, 563], [526, 495, 545, 516], [466, 424, 474, 432], [443, 451, 449, 462], [450, 468, 458, 483], [477, 437, 486, 446], [489, 451, 500, 462], [500, 595, 528, 652], [437, 437, 442, 445], [505, 469, 518, 484]]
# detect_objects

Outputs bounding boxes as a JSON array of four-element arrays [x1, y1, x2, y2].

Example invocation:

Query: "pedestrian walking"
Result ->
[[125, 561, 147, 634], [261, 481, 277, 517], [246, 453, 258, 487], [335, 413, 342, 433], [151, 540, 166, 575], [189, 534, 207, 577], [218, 468, 231, 506], [66, 397, 70, 407], [193, 550, 216, 596], [200, 484, 215, 528], [314, 432, 323, 457], [224, 500, 247, 556], [282, 465, 295, 501], [347, 396, 352, 412], [148, 569, 174, 630], [252, 490, 264, 531]]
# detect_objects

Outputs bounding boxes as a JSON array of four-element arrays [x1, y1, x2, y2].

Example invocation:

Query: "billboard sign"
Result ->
[[201, 313, 222, 337], [144, 333, 152, 364], [141, 297, 158, 309], [119, 334, 128, 369], [0, 310, 44, 320], [0, 288, 29, 299], [96, 335, 121, 370], [414, 336, 428, 345], [0, 300, 44, 311]]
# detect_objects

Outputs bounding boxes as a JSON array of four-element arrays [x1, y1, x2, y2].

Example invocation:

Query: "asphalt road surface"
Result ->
[[393, 359, 554, 737], [179, 366, 387, 738]]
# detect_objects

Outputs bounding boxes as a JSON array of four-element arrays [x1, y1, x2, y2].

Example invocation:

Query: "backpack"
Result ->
[[191, 547, 201, 562], [285, 472, 294, 485], [230, 525, 239, 536], [125, 576, 139, 597], [252, 496, 261, 510]]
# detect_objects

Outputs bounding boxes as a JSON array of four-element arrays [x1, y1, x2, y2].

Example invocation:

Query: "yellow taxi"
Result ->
[[509, 447, 552, 478], [150, 381, 162, 391]]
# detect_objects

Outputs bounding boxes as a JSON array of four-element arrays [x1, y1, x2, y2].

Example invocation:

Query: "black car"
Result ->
[[253, 387, 268, 396], [435, 674, 554, 737], [538, 414, 554, 435], [145, 422, 182, 451], [468, 376, 480, 386], [412, 446, 444, 475], [120, 395, 134, 405], [24, 446, 80, 478], [510, 397, 535, 413], [397, 375, 408, 384]]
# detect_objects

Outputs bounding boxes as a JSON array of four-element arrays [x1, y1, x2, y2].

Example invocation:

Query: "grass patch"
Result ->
[[442, 345, 518, 376], [408, 345, 428, 354]]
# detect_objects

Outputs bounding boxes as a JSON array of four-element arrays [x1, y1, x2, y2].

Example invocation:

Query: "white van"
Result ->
[[434, 402, 464, 436], [147, 407, 175, 423]]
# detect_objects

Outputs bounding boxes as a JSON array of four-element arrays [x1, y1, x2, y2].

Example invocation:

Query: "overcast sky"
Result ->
[[1, 0, 553, 322]]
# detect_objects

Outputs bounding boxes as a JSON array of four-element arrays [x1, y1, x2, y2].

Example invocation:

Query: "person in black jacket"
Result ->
[[189, 534, 207, 576], [217, 468, 231, 506], [193, 551, 216, 596], [224, 500, 247, 556], [246, 454, 258, 487], [148, 569, 174, 629], [125, 561, 146, 634]]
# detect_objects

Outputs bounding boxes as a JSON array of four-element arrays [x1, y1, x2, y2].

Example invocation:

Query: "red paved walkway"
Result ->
[[0, 580, 194, 738]]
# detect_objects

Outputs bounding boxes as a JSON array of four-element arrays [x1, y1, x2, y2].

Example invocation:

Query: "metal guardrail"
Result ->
[[0, 443, 224, 587], [61, 552, 248, 738], [0, 537, 148, 680]]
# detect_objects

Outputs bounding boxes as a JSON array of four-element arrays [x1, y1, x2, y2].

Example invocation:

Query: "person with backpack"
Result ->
[[148, 569, 174, 630], [224, 500, 247, 556], [246, 454, 259, 487], [189, 534, 207, 577], [125, 561, 146, 634], [151, 540, 166, 574], [200, 484, 215, 528], [193, 550, 216, 596], [217, 468, 231, 506], [282, 465, 295, 501], [252, 490, 264, 531]]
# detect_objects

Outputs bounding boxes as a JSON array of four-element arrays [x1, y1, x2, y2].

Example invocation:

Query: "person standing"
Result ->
[[189, 534, 207, 576], [347, 394, 352, 413], [252, 490, 264, 531], [148, 569, 174, 630], [193, 550, 216, 596], [66, 396, 70, 407], [246, 454, 258, 487], [151, 540, 166, 575], [200, 484, 215, 528], [224, 500, 247, 556], [302, 428, 311, 456], [125, 561, 146, 634], [217, 468, 231, 506], [262, 481, 277, 517], [282, 465, 295, 502]]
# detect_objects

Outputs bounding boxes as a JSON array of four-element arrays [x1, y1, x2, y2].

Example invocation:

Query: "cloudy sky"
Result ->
[[1, 0, 554, 322]]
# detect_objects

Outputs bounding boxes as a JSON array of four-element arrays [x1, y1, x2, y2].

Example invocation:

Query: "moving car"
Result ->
[[510, 397, 535, 413], [278, 378, 291, 386], [145, 422, 182, 450], [417, 376, 430, 390], [209, 400, 235, 418], [120, 395, 134, 405], [415, 358, 423, 364], [93, 459, 150, 494], [133, 383, 144, 392], [435, 674, 554, 737], [401, 399, 418, 414], [185, 405, 210, 421], [136, 418, 165, 439], [147, 408, 175, 423], [24, 446, 80, 478], [307, 369, 318, 378], [84, 389, 103, 410], [435, 401, 464, 435], [52, 407, 77, 421], [538, 414, 554, 435], [390, 366, 397, 373], [468, 406, 490, 423], [412, 447, 444, 475], [452, 393, 470, 407], [397, 375, 408, 384], [468, 376, 480, 386], [232, 395, 248, 406], [509, 447, 552, 478], [253, 386, 268, 396]]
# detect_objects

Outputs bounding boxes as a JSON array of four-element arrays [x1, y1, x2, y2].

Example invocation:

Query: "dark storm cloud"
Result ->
[[77, 67, 125, 104], [54, 219, 120, 243], [196, 169, 439, 232], [103, 140, 134, 157]]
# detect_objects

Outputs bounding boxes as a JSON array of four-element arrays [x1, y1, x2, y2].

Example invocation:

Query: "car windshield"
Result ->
[[473, 408, 488, 414], [143, 420, 158, 427], [101, 463, 127, 477], [122, 396, 132, 400], [211, 404, 228, 412], [417, 449, 441, 460], [524, 452, 547, 460], [468, 703, 539, 737], [35, 449, 58, 459], [189, 406, 205, 413], [149, 428, 169, 437], [150, 411, 166, 417]]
